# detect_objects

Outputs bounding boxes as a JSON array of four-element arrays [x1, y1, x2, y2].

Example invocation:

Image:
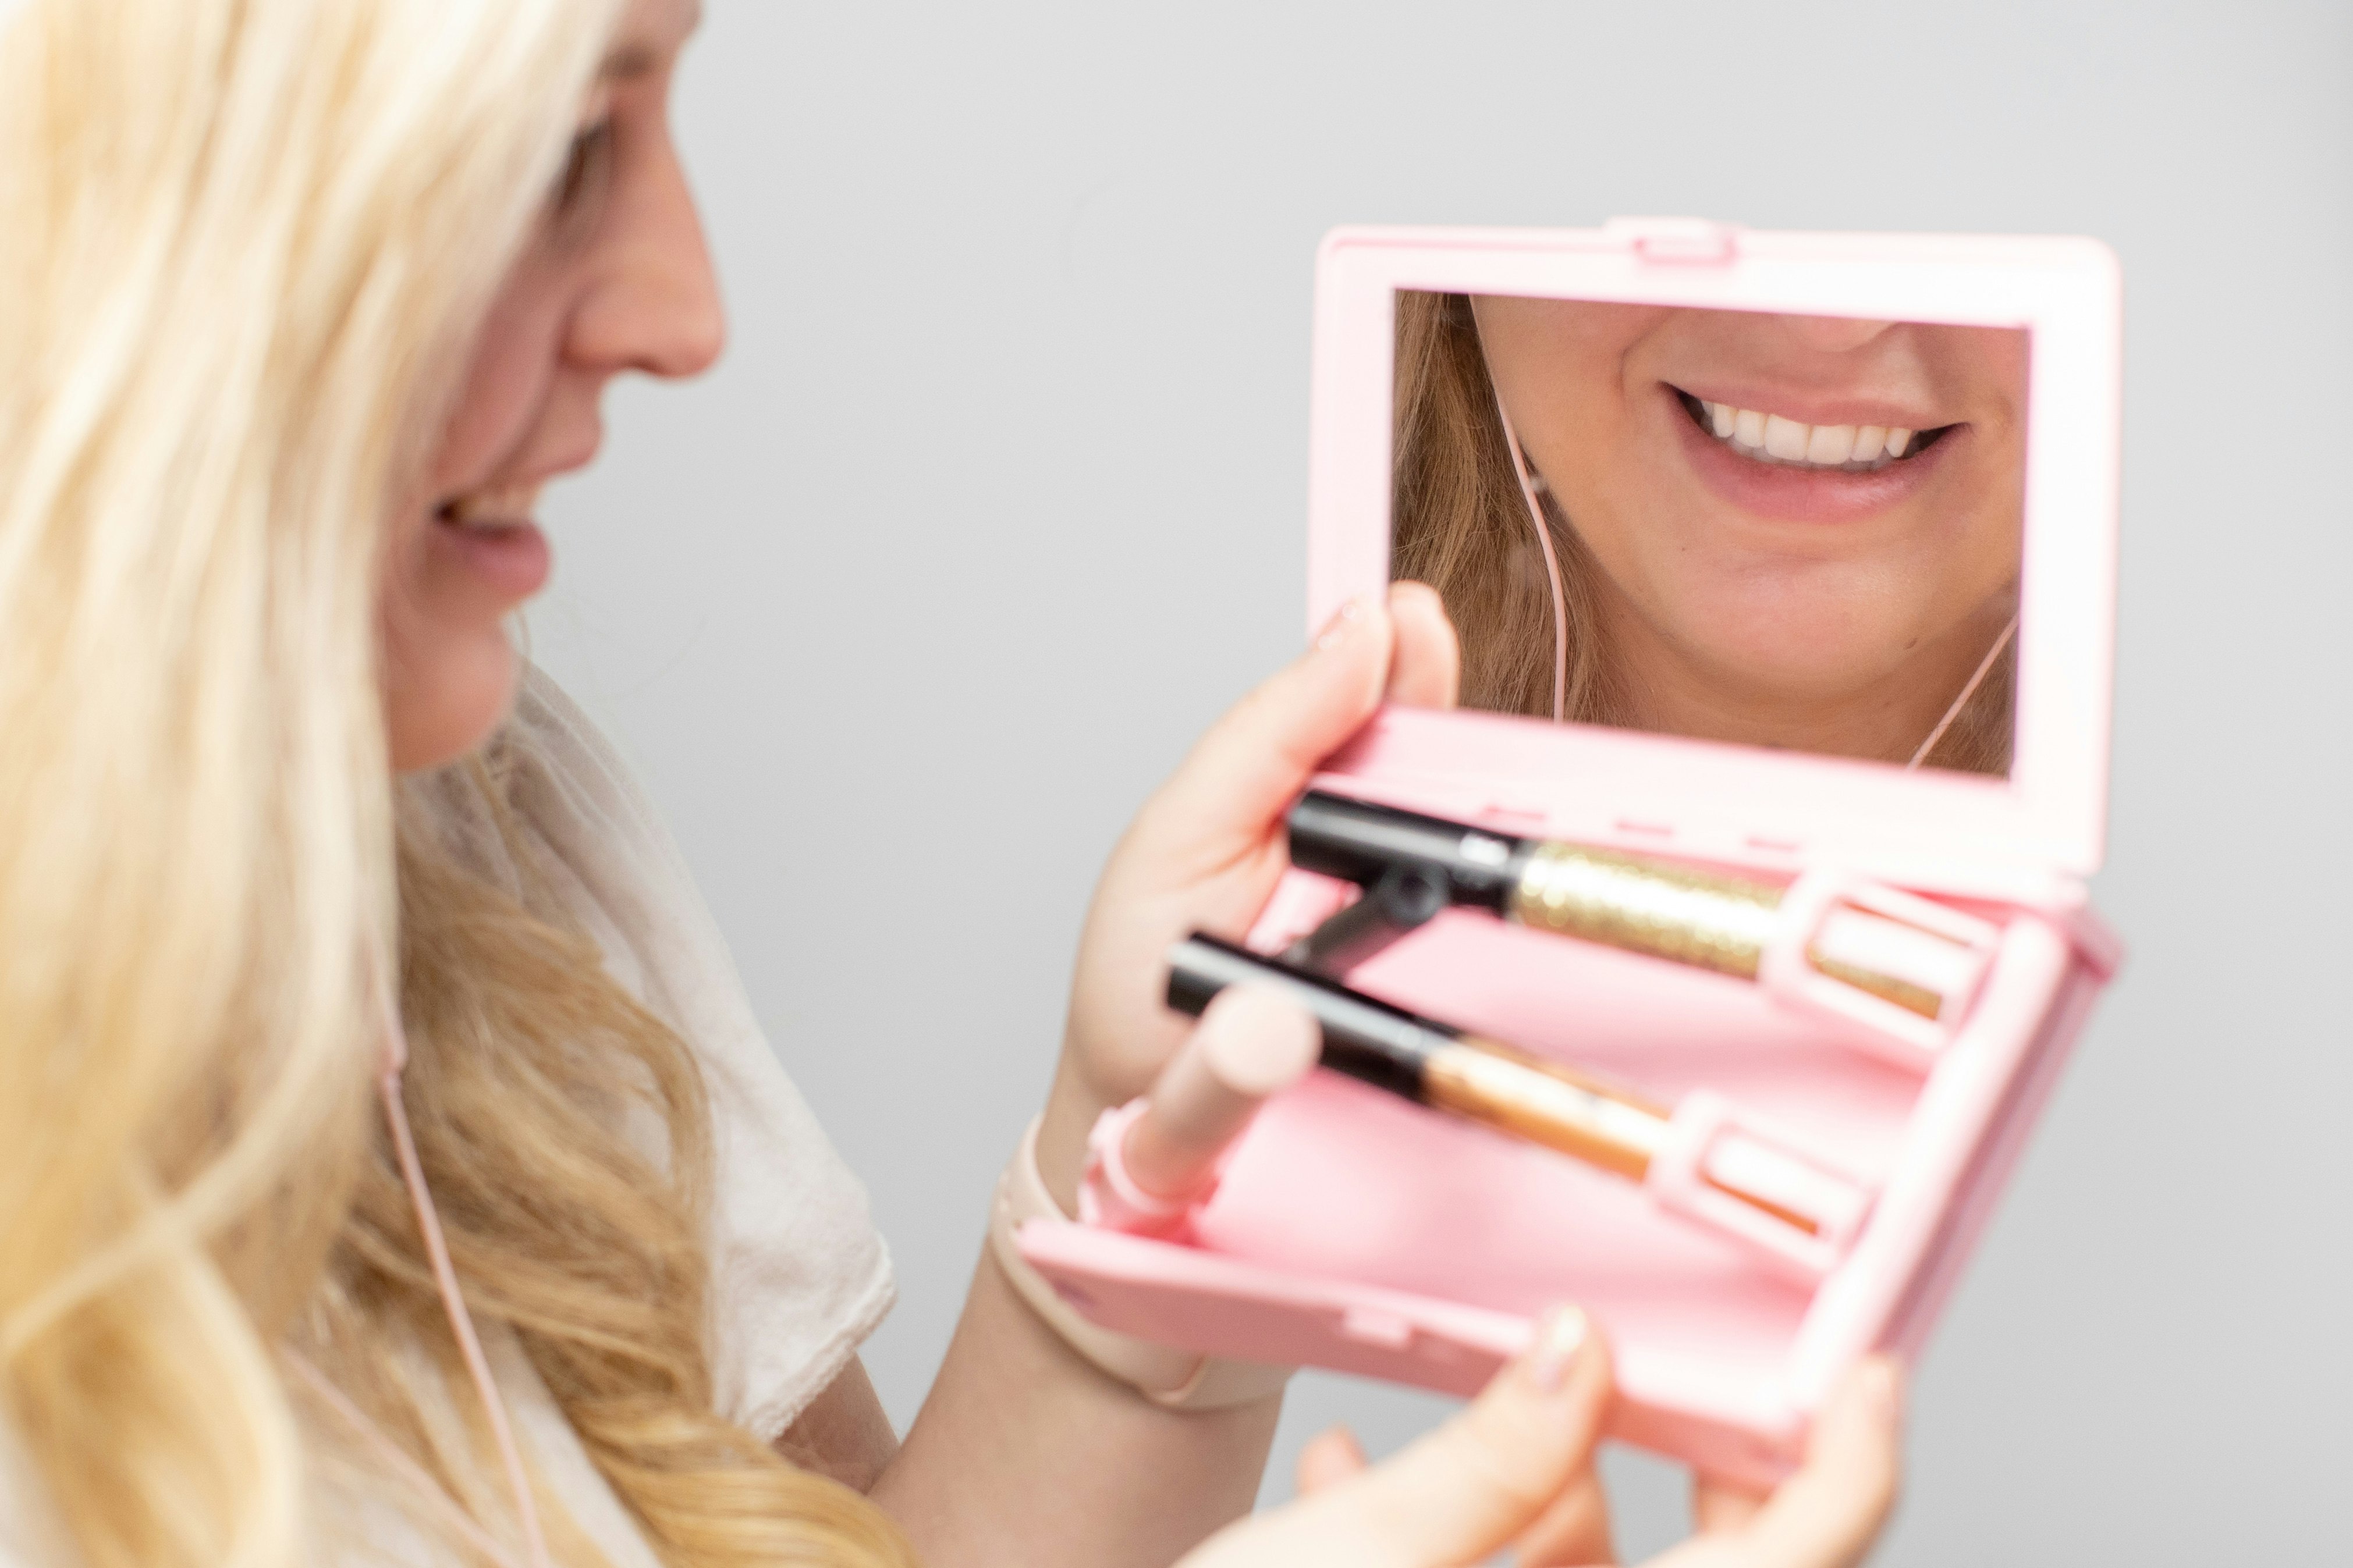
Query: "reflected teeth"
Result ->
[[440, 483, 544, 529], [1698, 400, 1918, 472]]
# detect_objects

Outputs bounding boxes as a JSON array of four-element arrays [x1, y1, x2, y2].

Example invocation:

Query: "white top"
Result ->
[[0, 668, 896, 1565]]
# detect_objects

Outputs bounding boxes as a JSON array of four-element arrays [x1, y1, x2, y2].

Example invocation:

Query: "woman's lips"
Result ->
[[431, 514, 552, 598], [431, 481, 552, 599], [1666, 388, 1957, 525]]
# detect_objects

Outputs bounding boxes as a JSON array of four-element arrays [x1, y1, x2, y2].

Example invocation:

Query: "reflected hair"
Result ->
[[1389, 291, 2013, 774], [0, 2, 913, 1565]]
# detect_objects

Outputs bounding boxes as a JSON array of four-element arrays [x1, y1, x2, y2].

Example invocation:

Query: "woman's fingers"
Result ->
[[1179, 1306, 1607, 1568], [1050, 586, 1464, 1179], [1666, 1358, 1904, 1568], [1510, 1467, 1617, 1566], [1731, 1359, 1903, 1568], [1123, 581, 1463, 894], [1309, 1306, 1609, 1565], [1384, 581, 1461, 710], [1052, 596, 1400, 1117], [1128, 595, 1397, 877], [1295, 1425, 1369, 1497]]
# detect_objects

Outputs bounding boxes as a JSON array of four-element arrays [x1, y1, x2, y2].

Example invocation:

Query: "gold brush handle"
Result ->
[[1509, 841, 1781, 977], [1420, 1035, 1669, 1183], [1421, 1037, 1829, 1236], [1510, 842, 1947, 1019]]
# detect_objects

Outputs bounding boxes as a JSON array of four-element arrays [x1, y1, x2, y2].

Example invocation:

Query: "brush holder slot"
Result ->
[[1761, 873, 2003, 1069], [1646, 1090, 1876, 1281]]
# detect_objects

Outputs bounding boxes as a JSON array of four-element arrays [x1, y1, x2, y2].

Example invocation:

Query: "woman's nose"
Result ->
[[570, 141, 726, 381]]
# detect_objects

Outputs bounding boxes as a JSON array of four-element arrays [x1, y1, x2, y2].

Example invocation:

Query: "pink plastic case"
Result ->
[[1020, 221, 2123, 1487]]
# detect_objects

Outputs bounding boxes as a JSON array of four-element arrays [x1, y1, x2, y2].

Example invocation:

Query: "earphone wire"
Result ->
[[1905, 611, 2018, 771], [284, 1352, 534, 1568], [1492, 395, 1570, 723], [371, 954, 556, 1568]]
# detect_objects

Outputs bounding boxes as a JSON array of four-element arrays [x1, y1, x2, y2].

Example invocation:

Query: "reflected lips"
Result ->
[[1666, 385, 1957, 525]]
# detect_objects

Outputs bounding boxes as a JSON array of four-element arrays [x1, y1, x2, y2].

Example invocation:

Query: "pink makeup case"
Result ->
[[1020, 221, 2123, 1486]]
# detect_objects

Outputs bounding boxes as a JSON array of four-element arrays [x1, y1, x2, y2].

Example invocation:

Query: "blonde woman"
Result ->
[[0, 1, 1904, 1565]]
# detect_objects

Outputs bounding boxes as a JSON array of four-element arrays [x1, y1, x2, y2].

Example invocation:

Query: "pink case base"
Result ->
[[1024, 873, 2116, 1486]]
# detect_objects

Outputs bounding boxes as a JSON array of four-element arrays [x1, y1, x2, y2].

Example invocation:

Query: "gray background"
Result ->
[[533, 2, 2352, 1560]]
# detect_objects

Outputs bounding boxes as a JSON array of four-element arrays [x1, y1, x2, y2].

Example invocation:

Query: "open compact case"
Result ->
[[1020, 219, 2123, 1486]]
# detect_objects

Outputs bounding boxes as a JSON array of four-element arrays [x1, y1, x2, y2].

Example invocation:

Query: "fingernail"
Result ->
[[1524, 1303, 1587, 1395], [1312, 595, 1368, 652]]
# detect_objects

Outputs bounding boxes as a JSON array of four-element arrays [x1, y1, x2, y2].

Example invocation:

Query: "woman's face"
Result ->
[[381, 0, 719, 773], [1472, 298, 2027, 754]]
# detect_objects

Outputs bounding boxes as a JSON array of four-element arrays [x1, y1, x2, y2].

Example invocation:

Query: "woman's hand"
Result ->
[[1181, 1314, 1904, 1568], [1035, 582, 1460, 1203]]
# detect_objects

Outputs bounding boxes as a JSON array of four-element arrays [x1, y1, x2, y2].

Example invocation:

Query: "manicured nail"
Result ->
[[1313, 595, 1368, 651], [1525, 1303, 1587, 1394]]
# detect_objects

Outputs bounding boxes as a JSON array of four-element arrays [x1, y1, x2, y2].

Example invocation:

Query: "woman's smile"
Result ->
[[431, 479, 555, 598], [1664, 382, 1965, 527]]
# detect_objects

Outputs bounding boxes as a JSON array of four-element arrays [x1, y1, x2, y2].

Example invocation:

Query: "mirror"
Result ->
[[1391, 293, 2027, 776]]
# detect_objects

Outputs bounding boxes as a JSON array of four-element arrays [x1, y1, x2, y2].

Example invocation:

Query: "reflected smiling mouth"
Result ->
[[1671, 388, 1955, 474]]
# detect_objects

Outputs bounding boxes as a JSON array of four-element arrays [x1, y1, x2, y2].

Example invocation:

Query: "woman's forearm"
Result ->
[[872, 1249, 1280, 1568]]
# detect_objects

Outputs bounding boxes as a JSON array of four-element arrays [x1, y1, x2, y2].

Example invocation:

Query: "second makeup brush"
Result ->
[[1167, 933, 1869, 1245]]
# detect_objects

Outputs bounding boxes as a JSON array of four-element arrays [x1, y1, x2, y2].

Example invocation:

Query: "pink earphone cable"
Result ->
[[1491, 394, 1570, 723], [374, 970, 555, 1568], [285, 1352, 534, 1568], [1905, 611, 2018, 771]]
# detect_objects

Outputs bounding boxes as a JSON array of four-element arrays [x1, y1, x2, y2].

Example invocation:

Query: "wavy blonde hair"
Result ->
[[0, 2, 914, 1565], [1391, 290, 2013, 774]]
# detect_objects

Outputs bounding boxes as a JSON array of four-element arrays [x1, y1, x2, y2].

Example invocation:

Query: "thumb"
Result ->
[[1384, 580, 1461, 710], [1315, 1305, 1609, 1565], [1125, 594, 1395, 875]]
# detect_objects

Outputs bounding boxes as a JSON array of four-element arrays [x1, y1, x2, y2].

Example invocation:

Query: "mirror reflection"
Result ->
[[1392, 293, 2026, 775]]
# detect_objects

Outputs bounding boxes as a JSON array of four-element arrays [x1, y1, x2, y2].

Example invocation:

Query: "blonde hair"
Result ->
[[0, 2, 914, 1565], [1390, 290, 2013, 773]]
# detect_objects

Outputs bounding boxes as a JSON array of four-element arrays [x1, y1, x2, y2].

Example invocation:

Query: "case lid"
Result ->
[[1305, 222, 2120, 886]]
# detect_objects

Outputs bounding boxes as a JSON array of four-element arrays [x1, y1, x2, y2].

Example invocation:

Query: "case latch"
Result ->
[[1603, 215, 1742, 266]]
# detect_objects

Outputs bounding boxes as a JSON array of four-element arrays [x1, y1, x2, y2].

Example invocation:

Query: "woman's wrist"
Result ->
[[988, 1113, 1293, 1411]]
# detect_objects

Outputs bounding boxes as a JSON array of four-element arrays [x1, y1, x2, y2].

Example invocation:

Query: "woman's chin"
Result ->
[[385, 631, 521, 774], [1658, 638, 1928, 728]]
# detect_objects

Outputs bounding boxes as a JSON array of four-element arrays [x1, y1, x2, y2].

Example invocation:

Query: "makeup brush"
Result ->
[[1167, 933, 1869, 1243], [1286, 790, 1985, 1023]]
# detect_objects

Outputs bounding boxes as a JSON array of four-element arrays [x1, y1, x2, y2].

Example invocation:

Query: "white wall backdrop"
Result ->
[[531, 3, 2353, 1559]]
